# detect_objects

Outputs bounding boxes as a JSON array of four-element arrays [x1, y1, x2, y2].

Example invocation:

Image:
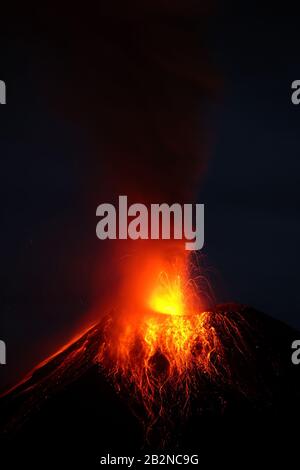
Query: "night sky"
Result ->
[[0, 4, 299, 390], [203, 12, 300, 327]]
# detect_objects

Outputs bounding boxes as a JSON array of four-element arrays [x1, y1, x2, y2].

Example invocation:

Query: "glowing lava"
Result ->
[[0, 253, 250, 448], [98, 253, 245, 442], [149, 271, 185, 316]]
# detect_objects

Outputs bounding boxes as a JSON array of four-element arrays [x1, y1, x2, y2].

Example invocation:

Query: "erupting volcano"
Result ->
[[1, 5, 300, 466], [2, 249, 300, 461], [97, 252, 248, 443]]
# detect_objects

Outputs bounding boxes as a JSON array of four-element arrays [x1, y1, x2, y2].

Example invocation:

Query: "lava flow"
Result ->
[[98, 253, 247, 442]]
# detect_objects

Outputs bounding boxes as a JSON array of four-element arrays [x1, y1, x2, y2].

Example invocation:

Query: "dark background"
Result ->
[[0, 4, 299, 391]]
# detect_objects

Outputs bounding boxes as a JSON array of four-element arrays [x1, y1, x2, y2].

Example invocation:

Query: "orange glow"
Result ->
[[149, 272, 185, 316], [148, 256, 197, 316]]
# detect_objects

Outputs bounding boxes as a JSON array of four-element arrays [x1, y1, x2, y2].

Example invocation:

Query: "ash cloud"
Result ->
[[33, 2, 218, 203]]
